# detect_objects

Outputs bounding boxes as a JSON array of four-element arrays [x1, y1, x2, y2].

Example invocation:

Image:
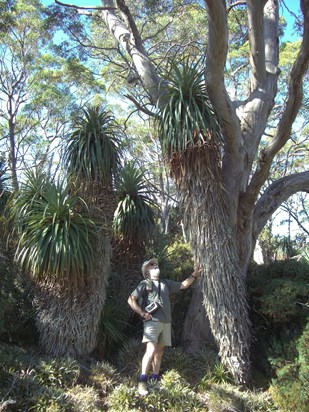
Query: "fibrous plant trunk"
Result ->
[[173, 143, 251, 385], [34, 238, 110, 357], [35, 182, 114, 357]]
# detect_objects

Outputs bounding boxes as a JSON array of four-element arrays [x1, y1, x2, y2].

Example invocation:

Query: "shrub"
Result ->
[[247, 259, 309, 383], [193, 345, 220, 382], [117, 338, 145, 376], [161, 347, 193, 381], [33, 357, 80, 388], [88, 361, 120, 395], [207, 382, 276, 412], [269, 323, 309, 412], [107, 369, 206, 411], [65, 385, 101, 411], [28, 387, 70, 412], [247, 260, 308, 323], [0, 247, 37, 345]]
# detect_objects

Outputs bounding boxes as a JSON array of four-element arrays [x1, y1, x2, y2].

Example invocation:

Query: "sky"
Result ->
[[43, 0, 302, 42]]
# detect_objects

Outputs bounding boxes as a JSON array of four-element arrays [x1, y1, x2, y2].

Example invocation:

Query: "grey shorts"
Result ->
[[142, 320, 172, 346]]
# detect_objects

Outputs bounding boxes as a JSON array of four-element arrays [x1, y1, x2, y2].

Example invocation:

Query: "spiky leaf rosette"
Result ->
[[8, 169, 97, 286], [113, 162, 157, 243], [65, 105, 122, 185], [157, 59, 222, 153]]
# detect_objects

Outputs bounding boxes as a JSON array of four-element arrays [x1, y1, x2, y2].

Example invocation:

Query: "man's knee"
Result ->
[[145, 342, 157, 356], [155, 344, 165, 357]]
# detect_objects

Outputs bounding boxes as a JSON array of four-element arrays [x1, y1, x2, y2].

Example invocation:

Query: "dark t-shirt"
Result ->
[[131, 278, 181, 323]]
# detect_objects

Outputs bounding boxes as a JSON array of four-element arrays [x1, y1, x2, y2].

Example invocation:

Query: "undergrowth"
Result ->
[[0, 341, 277, 412]]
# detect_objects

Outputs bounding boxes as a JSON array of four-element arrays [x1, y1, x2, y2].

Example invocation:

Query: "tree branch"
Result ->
[[227, 1, 247, 13], [253, 171, 309, 238], [55, 0, 116, 10], [204, 0, 241, 141], [246, 0, 267, 89], [247, 0, 309, 201], [100, 0, 162, 104], [280, 204, 309, 236], [123, 94, 158, 118]]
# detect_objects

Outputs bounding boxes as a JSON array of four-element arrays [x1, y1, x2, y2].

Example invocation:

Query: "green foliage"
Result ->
[[117, 338, 145, 376], [65, 385, 101, 412], [194, 346, 220, 380], [65, 105, 122, 184], [247, 259, 308, 324], [113, 162, 157, 242], [96, 297, 128, 358], [29, 387, 71, 412], [34, 358, 80, 388], [163, 240, 194, 345], [107, 369, 205, 412], [157, 58, 222, 155], [0, 0, 15, 33], [201, 363, 234, 386], [161, 347, 193, 381], [269, 323, 309, 412], [6, 169, 98, 282], [88, 361, 119, 394], [247, 259, 308, 408], [207, 382, 276, 412], [0, 343, 85, 411], [0, 247, 37, 344], [166, 240, 193, 281]]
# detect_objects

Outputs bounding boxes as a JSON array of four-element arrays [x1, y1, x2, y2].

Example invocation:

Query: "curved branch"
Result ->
[[55, 0, 116, 10], [248, 0, 309, 200], [123, 94, 158, 118], [253, 171, 309, 238], [227, 1, 247, 13]]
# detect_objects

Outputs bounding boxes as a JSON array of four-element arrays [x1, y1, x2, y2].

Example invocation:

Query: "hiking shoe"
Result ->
[[138, 381, 149, 396]]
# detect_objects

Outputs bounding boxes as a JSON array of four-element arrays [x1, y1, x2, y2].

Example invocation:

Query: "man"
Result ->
[[127, 257, 201, 396]]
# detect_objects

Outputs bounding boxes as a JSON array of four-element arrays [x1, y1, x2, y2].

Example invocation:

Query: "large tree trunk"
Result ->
[[175, 147, 251, 385]]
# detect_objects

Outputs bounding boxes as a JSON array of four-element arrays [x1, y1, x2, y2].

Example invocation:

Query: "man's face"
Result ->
[[148, 261, 160, 279]]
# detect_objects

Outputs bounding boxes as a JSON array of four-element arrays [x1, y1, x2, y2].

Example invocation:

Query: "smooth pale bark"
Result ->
[[95, 0, 309, 385]]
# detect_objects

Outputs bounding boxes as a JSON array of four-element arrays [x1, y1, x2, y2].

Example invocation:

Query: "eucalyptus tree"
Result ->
[[57, 0, 309, 384], [0, 0, 105, 190]]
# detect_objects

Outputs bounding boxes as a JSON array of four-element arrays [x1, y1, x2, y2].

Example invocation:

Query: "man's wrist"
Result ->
[[190, 273, 197, 279]]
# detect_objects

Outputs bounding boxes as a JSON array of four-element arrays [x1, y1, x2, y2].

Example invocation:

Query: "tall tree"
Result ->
[[0, 0, 57, 189], [113, 161, 158, 310], [0, 0, 104, 190], [63, 105, 123, 355], [57, 0, 309, 384]]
